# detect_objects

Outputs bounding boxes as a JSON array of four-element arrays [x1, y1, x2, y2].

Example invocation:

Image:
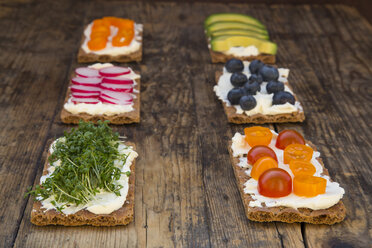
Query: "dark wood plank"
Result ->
[[0, 1, 86, 247], [0, 1, 370, 248], [270, 4, 372, 248]]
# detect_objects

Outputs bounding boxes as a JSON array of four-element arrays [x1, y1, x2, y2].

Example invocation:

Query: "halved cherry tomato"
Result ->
[[251, 156, 278, 180], [293, 175, 326, 197], [102, 16, 122, 26], [258, 168, 292, 197], [92, 19, 110, 28], [283, 144, 313, 164], [90, 31, 110, 40], [88, 37, 107, 51], [247, 145, 277, 165], [91, 25, 110, 35], [117, 19, 134, 30], [289, 160, 316, 176], [275, 130, 305, 150], [244, 126, 272, 147]]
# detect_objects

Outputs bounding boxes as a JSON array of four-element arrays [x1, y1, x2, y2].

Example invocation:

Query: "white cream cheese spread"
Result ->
[[231, 131, 345, 210], [63, 63, 139, 116], [214, 61, 303, 116], [225, 46, 259, 57], [81, 23, 143, 55], [38, 139, 138, 215]]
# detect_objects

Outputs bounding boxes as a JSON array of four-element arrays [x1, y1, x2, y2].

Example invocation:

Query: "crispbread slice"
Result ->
[[77, 27, 143, 63], [206, 38, 276, 64], [60, 71, 140, 125], [215, 71, 305, 124], [209, 48, 275, 64], [228, 140, 346, 225], [31, 142, 136, 226]]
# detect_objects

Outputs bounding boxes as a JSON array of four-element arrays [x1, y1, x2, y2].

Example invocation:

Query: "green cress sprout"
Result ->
[[26, 121, 129, 211]]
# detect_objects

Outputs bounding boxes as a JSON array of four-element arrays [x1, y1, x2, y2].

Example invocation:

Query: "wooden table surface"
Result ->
[[1, 1, 371, 247]]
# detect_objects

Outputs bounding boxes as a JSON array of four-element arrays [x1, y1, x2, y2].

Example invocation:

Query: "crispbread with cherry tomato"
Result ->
[[228, 127, 346, 224], [77, 17, 143, 63]]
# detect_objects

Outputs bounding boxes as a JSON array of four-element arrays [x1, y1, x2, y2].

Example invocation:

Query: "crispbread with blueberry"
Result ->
[[214, 59, 305, 124]]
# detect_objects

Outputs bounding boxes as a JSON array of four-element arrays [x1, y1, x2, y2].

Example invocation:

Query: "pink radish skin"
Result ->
[[100, 90, 133, 101], [71, 92, 100, 98], [75, 67, 101, 78], [71, 77, 102, 87], [100, 83, 133, 93], [99, 94, 133, 105], [72, 97, 100, 104], [70, 85, 101, 93], [99, 66, 131, 77], [102, 77, 133, 85]]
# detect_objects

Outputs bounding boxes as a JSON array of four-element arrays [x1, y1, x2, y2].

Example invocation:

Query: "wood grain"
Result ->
[[0, 1, 370, 248]]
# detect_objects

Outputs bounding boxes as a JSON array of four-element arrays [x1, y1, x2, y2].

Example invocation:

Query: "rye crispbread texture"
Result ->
[[228, 139, 346, 225], [31, 142, 136, 226], [77, 26, 143, 63], [209, 48, 276, 64], [60, 71, 140, 125], [215, 71, 305, 124], [206, 37, 276, 64]]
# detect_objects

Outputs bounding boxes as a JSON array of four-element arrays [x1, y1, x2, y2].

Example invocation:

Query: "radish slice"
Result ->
[[99, 66, 131, 77], [100, 90, 133, 101], [72, 97, 100, 104], [102, 77, 133, 85], [70, 85, 101, 93], [99, 92, 133, 105], [75, 67, 101, 78], [71, 92, 100, 98], [71, 77, 102, 86], [100, 83, 133, 93], [99, 95, 133, 105]]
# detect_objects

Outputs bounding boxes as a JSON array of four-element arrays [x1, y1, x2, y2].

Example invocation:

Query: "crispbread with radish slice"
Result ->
[[60, 69, 140, 124]]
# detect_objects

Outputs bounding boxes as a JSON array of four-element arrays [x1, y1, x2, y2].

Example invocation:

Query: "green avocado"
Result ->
[[206, 21, 267, 37], [204, 13, 266, 29], [210, 35, 277, 55], [209, 28, 269, 40]]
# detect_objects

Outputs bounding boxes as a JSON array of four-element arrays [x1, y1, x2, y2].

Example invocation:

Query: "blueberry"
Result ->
[[240, 95, 257, 110], [259, 65, 279, 82], [244, 81, 260, 95], [266, 81, 284, 94], [227, 88, 245, 105], [272, 91, 295, 105], [248, 74, 263, 85], [230, 72, 248, 87], [225, 59, 244, 73], [249, 60, 264, 74]]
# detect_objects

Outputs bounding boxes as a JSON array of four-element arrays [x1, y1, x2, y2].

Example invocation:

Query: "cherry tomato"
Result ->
[[102, 16, 122, 26], [289, 160, 316, 176], [258, 168, 292, 197], [117, 19, 135, 30], [88, 37, 107, 51], [275, 130, 305, 150], [247, 145, 278, 165], [244, 126, 272, 147], [293, 175, 326, 197], [251, 156, 278, 180], [283, 144, 313, 164]]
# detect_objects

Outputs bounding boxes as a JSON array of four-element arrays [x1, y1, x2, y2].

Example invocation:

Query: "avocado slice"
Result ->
[[209, 28, 269, 40], [206, 21, 267, 37], [204, 13, 265, 29], [210, 35, 277, 55]]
